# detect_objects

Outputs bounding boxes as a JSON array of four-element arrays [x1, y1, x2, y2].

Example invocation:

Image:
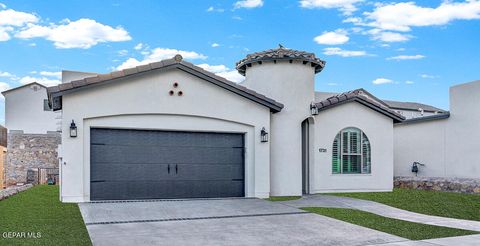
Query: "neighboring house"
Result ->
[[383, 100, 447, 119], [1, 83, 61, 186]]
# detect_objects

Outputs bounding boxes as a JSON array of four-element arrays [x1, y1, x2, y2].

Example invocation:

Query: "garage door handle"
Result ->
[[175, 164, 178, 174], [168, 164, 170, 174]]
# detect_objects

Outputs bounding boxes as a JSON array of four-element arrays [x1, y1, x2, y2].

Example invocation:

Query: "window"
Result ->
[[43, 99, 52, 111], [332, 127, 371, 174]]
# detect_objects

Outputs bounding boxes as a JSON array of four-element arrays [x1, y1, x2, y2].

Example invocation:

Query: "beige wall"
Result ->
[[313, 102, 394, 193], [60, 68, 272, 202]]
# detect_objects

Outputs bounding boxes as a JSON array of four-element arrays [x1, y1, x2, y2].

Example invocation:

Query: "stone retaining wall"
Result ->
[[5, 133, 61, 186], [394, 176, 480, 194], [0, 184, 33, 201]]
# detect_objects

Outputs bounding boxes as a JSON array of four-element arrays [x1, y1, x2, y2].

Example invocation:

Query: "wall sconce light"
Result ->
[[310, 102, 319, 115], [70, 120, 77, 138], [260, 127, 269, 143]]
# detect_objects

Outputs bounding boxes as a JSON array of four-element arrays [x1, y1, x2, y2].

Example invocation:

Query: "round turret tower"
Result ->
[[236, 46, 325, 196]]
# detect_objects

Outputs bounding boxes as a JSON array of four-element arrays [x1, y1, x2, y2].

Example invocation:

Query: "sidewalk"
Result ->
[[280, 194, 480, 232]]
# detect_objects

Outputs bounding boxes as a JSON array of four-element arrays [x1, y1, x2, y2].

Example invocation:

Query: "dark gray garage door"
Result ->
[[90, 128, 245, 200]]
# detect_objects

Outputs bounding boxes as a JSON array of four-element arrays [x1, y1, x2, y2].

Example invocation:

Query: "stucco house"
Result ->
[[3, 46, 478, 201]]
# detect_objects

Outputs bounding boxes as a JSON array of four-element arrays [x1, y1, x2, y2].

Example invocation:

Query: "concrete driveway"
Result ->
[[79, 198, 404, 246]]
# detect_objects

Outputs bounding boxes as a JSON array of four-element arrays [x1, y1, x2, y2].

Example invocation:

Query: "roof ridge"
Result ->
[[315, 88, 405, 122]]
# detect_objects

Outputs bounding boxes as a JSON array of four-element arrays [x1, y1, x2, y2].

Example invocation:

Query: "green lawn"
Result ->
[[0, 185, 91, 245], [266, 196, 302, 201], [329, 188, 480, 221], [303, 207, 479, 240]]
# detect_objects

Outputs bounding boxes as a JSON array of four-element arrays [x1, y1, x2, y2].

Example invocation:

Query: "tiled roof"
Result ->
[[236, 45, 326, 75], [47, 55, 284, 113], [314, 88, 406, 122], [382, 100, 446, 113]]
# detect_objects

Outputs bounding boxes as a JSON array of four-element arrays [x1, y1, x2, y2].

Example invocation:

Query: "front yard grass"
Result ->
[[328, 188, 480, 221], [303, 207, 479, 240], [0, 185, 91, 245], [266, 196, 302, 201]]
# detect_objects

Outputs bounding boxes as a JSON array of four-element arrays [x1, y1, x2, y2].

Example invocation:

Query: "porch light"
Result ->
[[70, 120, 77, 138], [260, 127, 269, 143], [310, 102, 319, 115]]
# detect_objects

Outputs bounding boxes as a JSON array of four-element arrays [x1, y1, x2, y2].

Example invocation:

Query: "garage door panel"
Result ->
[[91, 145, 244, 164], [90, 128, 245, 200], [91, 129, 244, 148], [91, 163, 175, 181], [174, 164, 244, 180]]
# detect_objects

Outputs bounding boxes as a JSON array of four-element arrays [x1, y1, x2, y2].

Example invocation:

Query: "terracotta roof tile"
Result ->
[[314, 88, 405, 122], [236, 45, 326, 75], [47, 55, 284, 113]]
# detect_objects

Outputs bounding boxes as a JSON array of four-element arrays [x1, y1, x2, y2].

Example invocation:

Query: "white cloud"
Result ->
[[368, 29, 411, 42], [405, 80, 414, 84], [197, 63, 244, 83], [0, 3, 6, 9], [323, 47, 368, 57], [197, 64, 229, 73], [0, 9, 38, 26], [134, 43, 143, 50], [0, 71, 14, 78], [18, 76, 61, 87], [387, 54, 425, 60], [0, 81, 10, 99], [211, 43, 220, 48], [299, 0, 363, 15], [372, 77, 393, 85], [420, 74, 438, 79], [117, 49, 128, 56], [207, 6, 225, 12], [39, 71, 61, 78], [365, 1, 480, 32], [116, 47, 207, 70], [0, 26, 11, 41], [313, 29, 349, 45], [234, 0, 264, 9], [16, 18, 131, 49], [216, 70, 245, 83]]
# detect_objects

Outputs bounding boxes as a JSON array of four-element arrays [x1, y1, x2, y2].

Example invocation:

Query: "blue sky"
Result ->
[[1, 0, 479, 123]]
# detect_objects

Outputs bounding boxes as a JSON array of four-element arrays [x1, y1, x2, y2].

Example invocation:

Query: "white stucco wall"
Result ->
[[313, 102, 394, 193], [3, 84, 58, 134], [394, 120, 447, 177], [393, 80, 480, 179], [242, 60, 315, 196], [446, 80, 480, 178], [60, 68, 272, 202]]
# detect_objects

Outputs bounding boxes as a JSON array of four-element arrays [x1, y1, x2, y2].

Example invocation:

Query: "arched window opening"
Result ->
[[332, 127, 371, 174]]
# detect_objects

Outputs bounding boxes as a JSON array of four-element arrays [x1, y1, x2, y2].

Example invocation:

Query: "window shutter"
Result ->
[[332, 133, 341, 174], [362, 132, 371, 173]]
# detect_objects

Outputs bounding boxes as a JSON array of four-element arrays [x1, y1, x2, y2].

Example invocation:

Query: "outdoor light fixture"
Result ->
[[70, 120, 77, 138], [310, 102, 319, 115], [260, 127, 269, 143]]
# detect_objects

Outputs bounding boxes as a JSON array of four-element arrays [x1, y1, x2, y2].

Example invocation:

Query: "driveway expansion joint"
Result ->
[[85, 211, 311, 225]]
